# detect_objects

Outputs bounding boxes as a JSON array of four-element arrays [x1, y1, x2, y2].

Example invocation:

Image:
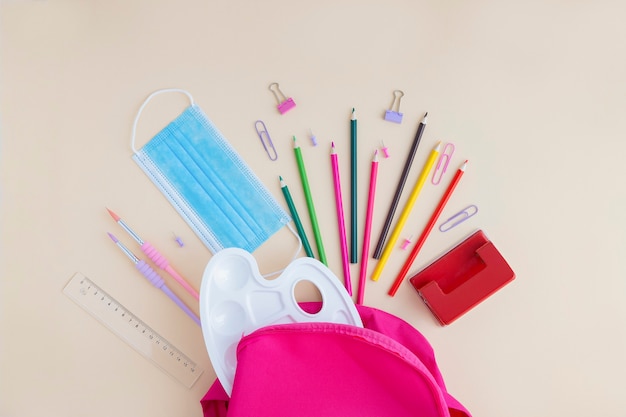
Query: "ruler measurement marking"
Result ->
[[63, 272, 203, 388]]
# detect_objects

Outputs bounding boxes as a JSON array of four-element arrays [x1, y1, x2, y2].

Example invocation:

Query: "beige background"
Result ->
[[2, 0, 625, 416]]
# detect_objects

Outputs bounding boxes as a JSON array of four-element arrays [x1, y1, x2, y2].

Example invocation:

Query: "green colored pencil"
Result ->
[[293, 136, 327, 265], [279, 176, 314, 258]]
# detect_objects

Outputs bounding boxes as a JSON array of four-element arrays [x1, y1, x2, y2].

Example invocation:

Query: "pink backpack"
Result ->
[[201, 303, 471, 417]]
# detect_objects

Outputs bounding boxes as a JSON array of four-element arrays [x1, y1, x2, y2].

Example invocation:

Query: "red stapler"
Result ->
[[409, 230, 515, 325]]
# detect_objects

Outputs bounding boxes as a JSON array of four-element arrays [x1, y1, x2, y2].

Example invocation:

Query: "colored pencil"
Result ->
[[370, 142, 441, 282], [279, 176, 314, 258], [350, 108, 358, 263], [330, 142, 351, 294], [293, 136, 327, 265], [373, 112, 428, 259], [357, 150, 379, 305], [388, 160, 468, 296]]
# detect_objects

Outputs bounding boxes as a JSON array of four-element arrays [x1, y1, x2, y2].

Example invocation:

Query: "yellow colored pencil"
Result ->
[[370, 142, 441, 281]]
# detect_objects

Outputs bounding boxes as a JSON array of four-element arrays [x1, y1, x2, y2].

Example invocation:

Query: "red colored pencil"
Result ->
[[388, 160, 468, 296]]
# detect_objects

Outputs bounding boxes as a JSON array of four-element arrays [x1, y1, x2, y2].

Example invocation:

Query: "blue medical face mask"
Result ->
[[131, 89, 291, 254]]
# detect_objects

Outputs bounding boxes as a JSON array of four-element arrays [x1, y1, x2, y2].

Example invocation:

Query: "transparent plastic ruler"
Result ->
[[63, 272, 203, 388]]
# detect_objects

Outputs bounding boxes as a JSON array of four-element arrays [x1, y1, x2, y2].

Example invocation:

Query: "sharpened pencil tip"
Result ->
[[107, 232, 118, 243]]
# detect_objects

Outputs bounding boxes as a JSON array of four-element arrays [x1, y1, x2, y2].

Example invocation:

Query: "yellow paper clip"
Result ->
[[431, 142, 455, 185], [439, 205, 478, 232], [254, 120, 278, 161]]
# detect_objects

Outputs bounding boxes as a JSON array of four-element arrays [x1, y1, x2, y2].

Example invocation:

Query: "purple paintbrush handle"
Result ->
[[136, 259, 165, 287], [160, 286, 201, 327], [136, 260, 201, 326]]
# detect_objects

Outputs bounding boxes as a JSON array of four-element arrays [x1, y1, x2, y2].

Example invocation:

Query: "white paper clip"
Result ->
[[269, 82, 296, 114], [254, 120, 278, 161], [439, 205, 478, 232], [431, 142, 455, 185], [384, 90, 404, 123]]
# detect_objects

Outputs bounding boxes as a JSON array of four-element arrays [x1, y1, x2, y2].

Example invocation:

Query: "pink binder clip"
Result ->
[[269, 82, 296, 114], [431, 142, 455, 185]]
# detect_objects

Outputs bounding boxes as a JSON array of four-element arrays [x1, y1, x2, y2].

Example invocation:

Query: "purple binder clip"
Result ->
[[269, 82, 296, 114], [384, 90, 404, 123]]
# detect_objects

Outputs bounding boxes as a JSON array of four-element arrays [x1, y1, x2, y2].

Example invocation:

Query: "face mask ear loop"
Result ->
[[131, 88, 195, 154], [261, 223, 302, 279], [286, 223, 303, 262]]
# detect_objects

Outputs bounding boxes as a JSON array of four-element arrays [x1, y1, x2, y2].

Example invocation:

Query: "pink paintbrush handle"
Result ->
[[141, 241, 200, 300]]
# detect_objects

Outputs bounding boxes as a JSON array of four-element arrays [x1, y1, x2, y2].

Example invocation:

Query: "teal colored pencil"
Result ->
[[279, 176, 314, 258], [350, 107, 358, 263], [293, 136, 327, 265]]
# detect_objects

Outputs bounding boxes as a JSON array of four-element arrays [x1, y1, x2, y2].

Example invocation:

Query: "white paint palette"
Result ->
[[199, 248, 362, 395]]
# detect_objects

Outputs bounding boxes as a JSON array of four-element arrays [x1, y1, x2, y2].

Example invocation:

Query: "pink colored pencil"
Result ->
[[330, 142, 352, 295], [357, 150, 379, 304]]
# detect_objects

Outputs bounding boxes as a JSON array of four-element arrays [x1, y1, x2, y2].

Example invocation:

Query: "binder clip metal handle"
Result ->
[[384, 90, 404, 123], [269, 82, 296, 114]]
